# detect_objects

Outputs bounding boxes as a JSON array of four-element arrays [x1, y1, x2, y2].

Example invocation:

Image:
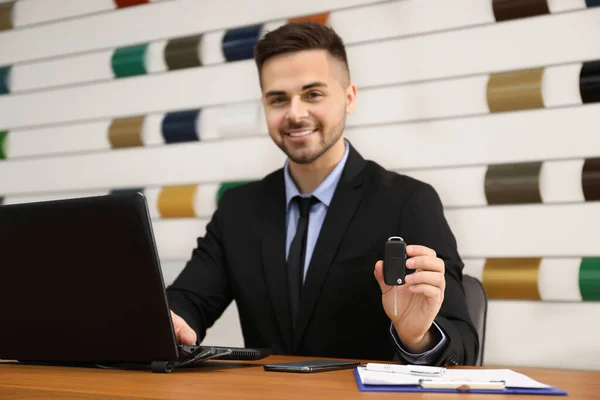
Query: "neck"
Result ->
[[288, 138, 345, 194]]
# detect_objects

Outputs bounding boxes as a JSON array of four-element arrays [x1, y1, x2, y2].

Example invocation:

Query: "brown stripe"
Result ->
[[108, 116, 144, 148], [485, 162, 542, 205], [288, 12, 330, 25], [482, 258, 541, 300], [164, 35, 202, 70], [158, 185, 198, 218], [582, 158, 600, 201], [492, 0, 549, 22], [487, 67, 545, 112], [0, 1, 14, 31]]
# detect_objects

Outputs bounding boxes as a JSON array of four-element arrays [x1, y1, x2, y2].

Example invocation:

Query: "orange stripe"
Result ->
[[288, 12, 330, 25], [482, 258, 541, 300], [158, 185, 198, 218]]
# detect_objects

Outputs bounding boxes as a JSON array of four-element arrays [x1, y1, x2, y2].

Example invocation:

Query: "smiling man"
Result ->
[[166, 22, 478, 366]]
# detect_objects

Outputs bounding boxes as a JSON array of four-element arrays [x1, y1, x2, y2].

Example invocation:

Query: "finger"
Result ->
[[405, 271, 445, 289], [408, 284, 444, 300], [406, 245, 436, 258], [406, 255, 445, 273], [170, 310, 197, 345], [373, 260, 393, 294]]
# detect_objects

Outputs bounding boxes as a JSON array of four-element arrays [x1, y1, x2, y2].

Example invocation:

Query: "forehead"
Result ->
[[260, 49, 338, 92]]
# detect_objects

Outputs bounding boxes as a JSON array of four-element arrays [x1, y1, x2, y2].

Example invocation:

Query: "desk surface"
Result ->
[[0, 356, 598, 399]]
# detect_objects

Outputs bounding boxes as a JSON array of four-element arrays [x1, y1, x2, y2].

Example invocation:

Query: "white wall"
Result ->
[[1, 0, 599, 370]]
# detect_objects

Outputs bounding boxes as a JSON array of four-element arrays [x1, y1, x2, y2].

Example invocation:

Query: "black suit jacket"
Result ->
[[166, 143, 479, 365]]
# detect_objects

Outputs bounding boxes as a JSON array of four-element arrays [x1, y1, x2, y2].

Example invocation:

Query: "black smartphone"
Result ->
[[263, 359, 360, 373]]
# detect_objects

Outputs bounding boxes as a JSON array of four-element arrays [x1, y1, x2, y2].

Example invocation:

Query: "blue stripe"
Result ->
[[162, 109, 201, 144], [222, 24, 262, 62]]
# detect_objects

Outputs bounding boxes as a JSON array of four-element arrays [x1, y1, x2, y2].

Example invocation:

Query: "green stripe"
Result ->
[[580, 258, 600, 301], [217, 181, 252, 203], [111, 44, 148, 78], [0, 131, 7, 160]]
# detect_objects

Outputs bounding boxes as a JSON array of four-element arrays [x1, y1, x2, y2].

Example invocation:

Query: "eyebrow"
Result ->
[[264, 81, 328, 98]]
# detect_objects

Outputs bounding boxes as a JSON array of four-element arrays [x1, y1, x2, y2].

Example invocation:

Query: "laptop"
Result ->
[[0, 192, 270, 372]]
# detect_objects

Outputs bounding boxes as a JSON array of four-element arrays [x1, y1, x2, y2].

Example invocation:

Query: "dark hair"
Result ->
[[254, 21, 350, 80]]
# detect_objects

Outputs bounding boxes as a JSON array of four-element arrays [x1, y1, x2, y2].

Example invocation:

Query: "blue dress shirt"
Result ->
[[283, 140, 447, 364]]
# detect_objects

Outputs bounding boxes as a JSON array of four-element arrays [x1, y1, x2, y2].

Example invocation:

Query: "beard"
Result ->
[[274, 109, 346, 165]]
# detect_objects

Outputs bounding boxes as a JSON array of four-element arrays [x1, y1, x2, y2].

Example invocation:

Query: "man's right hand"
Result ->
[[170, 310, 197, 345]]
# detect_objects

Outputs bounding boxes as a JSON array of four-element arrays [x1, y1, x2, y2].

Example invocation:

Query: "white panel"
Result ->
[[0, 60, 261, 130], [145, 40, 168, 74], [331, 0, 495, 44], [8, 121, 111, 159], [348, 75, 489, 126], [195, 184, 219, 217], [349, 8, 600, 88], [0, 0, 381, 65], [538, 258, 583, 301], [200, 30, 226, 66], [542, 63, 583, 108], [462, 258, 486, 281], [160, 260, 187, 287], [218, 101, 263, 138], [153, 218, 208, 260], [345, 104, 600, 172], [547, 0, 587, 13], [4, 105, 600, 195], [3, 190, 108, 205], [198, 107, 221, 141], [12, 0, 115, 27], [539, 159, 585, 203], [142, 113, 165, 146], [145, 186, 161, 220], [260, 20, 286, 38], [202, 301, 244, 347], [484, 301, 600, 370], [10, 50, 113, 93], [446, 203, 600, 257], [401, 166, 487, 208]]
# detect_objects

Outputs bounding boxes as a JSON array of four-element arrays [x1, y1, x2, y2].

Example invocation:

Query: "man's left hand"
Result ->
[[374, 244, 445, 353]]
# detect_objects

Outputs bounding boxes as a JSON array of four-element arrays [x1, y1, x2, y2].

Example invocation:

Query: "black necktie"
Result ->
[[288, 195, 318, 328]]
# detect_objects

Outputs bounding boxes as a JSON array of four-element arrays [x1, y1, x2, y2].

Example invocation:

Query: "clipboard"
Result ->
[[353, 366, 568, 395]]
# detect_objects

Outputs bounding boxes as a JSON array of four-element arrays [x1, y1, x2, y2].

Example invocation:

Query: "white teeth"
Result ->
[[289, 129, 314, 137]]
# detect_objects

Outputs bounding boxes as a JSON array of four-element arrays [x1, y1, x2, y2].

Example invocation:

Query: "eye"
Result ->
[[270, 97, 287, 105], [306, 91, 323, 99]]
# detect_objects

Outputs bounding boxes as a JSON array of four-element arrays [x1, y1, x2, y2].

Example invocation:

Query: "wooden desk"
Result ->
[[0, 356, 598, 399]]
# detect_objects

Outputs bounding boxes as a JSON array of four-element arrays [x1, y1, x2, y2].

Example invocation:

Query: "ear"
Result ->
[[345, 83, 357, 115]]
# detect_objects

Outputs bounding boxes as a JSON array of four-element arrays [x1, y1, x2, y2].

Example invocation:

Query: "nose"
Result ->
[[286, 97, 308, 123]]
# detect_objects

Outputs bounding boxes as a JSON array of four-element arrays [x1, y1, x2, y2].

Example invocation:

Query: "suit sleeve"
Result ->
[[394, 182, 479, 366], [165, 191, 233, 344]]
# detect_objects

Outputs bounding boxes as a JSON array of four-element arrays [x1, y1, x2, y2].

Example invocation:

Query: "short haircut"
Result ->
[[253, 21, 350, 82]]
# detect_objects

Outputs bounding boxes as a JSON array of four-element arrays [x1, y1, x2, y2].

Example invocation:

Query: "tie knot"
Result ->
[[294, 195, 318, 218]]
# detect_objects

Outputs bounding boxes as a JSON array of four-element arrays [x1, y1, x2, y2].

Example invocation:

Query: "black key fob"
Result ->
[[384, 236, 407, 286]]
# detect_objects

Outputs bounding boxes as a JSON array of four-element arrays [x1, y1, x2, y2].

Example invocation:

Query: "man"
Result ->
[[166, 21, 478, 366]]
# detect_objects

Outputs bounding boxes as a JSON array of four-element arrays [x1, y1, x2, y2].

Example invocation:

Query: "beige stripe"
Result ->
[[108, 116, 144, 148], [158, 185, 198, 218], [482, 258, 541, 300], [487, 67, 545, 112]]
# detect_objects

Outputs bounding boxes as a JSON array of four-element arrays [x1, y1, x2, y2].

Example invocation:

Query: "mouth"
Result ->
[[285, 128, 317, 138]]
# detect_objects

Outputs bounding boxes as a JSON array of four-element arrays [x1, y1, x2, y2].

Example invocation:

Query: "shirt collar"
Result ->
[[284, 139, 350, 208]]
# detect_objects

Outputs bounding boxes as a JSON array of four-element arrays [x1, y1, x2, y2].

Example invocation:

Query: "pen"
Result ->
[[365, 363, 445, 376]]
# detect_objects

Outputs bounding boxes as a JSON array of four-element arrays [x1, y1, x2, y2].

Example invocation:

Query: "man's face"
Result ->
[[260, 49, 356, 165]]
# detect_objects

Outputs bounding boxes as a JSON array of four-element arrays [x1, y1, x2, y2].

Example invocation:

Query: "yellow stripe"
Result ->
[[482, 258, 541, 300], [158, 185, 198, 218], [108, 116, 144, 148], [487, 67, 545, 112]]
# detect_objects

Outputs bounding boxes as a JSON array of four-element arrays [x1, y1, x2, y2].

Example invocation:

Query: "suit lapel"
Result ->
[[293, 145, 368, 351], [260, 170, 294, 353]]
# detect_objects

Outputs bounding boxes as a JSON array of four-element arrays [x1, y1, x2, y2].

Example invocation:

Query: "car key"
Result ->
[[384, 236, 407, 316]]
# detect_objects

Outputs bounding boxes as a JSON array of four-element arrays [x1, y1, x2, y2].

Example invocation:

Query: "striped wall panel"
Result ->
[[3, 7, 600, 130], [0, 0, 382, 65], [4, 104, 600, 194]]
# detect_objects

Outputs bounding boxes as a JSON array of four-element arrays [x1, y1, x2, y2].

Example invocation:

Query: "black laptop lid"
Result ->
[[0, 193, 179, 363]]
